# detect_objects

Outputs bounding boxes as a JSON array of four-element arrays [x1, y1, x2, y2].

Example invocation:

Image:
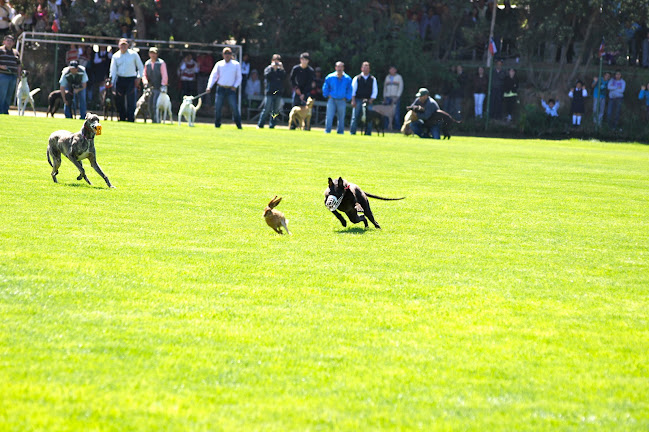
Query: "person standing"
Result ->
[[489, 59, 506, 120], [446, 64, 467, 121], [350, 61, 378, 135], [290, 52, 315, 128], [638, 82, 649, 121], [568, 80, 587, 126], [257, 53, 286, 129], [473, 66, 488, 118], [59, 60, 88, 119], [383, 65, 404, 130], [109, 38, 144, 122], [607, 70, 625, 129], [322, 61, 352, 134], [196, 52, 214, 107], [0, 0, 14, 38], [503, 68, 519, 122], [591, 72, 610, 126], [240, 53, 250, 98], [0, 34, 19, 115], [206, 46, 242, 129], [178, 53, 199, 97], [142, 47, 168, 123], [407, 88, 441, 139]]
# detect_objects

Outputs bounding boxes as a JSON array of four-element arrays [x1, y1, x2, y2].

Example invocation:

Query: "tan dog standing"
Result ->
[[288, 97, 314, 130]]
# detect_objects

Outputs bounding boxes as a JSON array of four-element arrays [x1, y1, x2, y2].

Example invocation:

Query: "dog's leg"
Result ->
[[344, 209, 369, 228], [48, 146, 62, 183], [362, 206, 381, 229], [69, 158, 92, 185], [88, 153, 115, 188], [331, 210, 347, 227]]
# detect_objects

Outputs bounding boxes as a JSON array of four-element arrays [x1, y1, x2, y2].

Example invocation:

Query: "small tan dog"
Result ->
[[401, 110, 417, 135], [288, 97, 314, 130], [264, 196, 291, 235]]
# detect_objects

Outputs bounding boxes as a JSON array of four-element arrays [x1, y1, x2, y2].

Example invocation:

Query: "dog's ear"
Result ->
[[85, 112, 91, 119], [337, 177, 344, 188], [328, 177, 334, 188]]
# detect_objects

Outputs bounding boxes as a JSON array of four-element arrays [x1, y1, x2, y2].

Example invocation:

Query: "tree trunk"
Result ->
[[567, 7, 600, 84], [134, 3, 147, 40]]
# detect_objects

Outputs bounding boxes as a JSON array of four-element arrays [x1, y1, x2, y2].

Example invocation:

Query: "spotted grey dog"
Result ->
[[47, 112, 115, 188], [324, 177, 404, 229]]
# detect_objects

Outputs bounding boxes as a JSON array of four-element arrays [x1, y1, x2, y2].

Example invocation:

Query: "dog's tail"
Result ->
[[195, 97, 202, 111], [47, 148, 52, 167], [365, 193, 405, 201], [30, 88, 41, 97]]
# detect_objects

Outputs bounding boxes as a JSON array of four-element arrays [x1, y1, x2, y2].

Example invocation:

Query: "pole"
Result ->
[[53, 36, 59, 91], [595, 54, 603, 131], [485, 1, 498, 130]]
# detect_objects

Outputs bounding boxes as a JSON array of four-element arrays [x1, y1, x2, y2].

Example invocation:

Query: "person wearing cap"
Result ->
[[59, 60, 89, 118], [290, 53, 315, 125], [206, 46, 242, 129], [407, 88, 441, 139], [109, 38, 144, 122], [322, 61, 353, 134], [350, 61, 378, 135], [143, 47, 168, 123], [309, 66, 324, 101], [0, 34, 19, 115]]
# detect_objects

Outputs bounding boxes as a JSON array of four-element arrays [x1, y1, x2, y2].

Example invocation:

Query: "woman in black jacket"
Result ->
[[503, 68, 519, 122]]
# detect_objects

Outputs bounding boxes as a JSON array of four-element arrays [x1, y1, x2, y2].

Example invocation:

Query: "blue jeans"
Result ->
[[258, 93, 283, 128], [214, 86, 242, 128], [607, 97, 622, 128], [384, 96, 401, 129], [64, 88, 87, 119], [593, 98, 605, 125], [325, 97, 347, 134], [410, 120, 440, 139], [115, 76, 137, 122], [0, 73, 17, 115], [350, 102, 372, 135]]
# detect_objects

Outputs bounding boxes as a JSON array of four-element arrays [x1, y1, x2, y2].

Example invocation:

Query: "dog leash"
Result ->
[[193, 90, 211, 100]]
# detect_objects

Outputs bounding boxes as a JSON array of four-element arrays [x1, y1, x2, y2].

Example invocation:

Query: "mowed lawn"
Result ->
[[0, 116, 648, 431]]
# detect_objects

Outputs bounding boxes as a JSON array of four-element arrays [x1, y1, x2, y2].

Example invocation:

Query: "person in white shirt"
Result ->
[[109, 38, 144, 122], [349, 61, 378, 135], [383, 65, 404, 130], [206, 46, 242, 129]]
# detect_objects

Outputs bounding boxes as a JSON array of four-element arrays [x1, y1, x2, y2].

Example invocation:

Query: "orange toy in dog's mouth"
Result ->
[[95, 125, 102, 135]]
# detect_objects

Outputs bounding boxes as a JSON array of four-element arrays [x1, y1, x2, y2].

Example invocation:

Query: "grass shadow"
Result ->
[[61, 182, 105, 190], [336, 226, 370, 234]]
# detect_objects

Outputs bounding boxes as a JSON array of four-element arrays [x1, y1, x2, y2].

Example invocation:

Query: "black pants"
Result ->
[[115, 76, 136, 122]]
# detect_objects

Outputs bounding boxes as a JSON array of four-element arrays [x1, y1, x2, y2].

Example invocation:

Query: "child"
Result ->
[[568, 80, 587, 126], [639, 83, 649, 121], [541, 98, 560, 118]]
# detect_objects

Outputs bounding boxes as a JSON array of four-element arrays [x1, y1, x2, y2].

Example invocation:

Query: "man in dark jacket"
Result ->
[[258, 54, 286, 129], [408, 87, 441, 139], [489, 59, 506, 119], [289, 52, 315, 128]]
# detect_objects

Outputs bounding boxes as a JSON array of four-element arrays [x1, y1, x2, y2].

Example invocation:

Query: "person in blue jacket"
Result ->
[[638, 82, 649, 120], [322, 61, 352, 134]]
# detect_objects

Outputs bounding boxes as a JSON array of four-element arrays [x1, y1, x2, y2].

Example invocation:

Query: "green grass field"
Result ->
[[1, 116, 648, 431]]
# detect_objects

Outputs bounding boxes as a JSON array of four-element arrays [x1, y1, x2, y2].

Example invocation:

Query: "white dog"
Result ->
[[178, 95, 201, 127], [16, 71, 41, 116], [156, 87, 173, 124]]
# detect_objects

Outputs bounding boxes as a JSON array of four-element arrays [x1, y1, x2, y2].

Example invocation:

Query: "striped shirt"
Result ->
[[109, 49, 144, 85], [0, 45, 20, 75]]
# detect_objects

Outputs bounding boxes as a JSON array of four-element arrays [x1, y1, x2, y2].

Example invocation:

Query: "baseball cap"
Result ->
[[4, 34, 15, 41], [222, 47, 232, 54], [416, 88, 430, 97], [149, 47, 158, 53], [118, 38, 129, 45], [69, 60, 79, 68]]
